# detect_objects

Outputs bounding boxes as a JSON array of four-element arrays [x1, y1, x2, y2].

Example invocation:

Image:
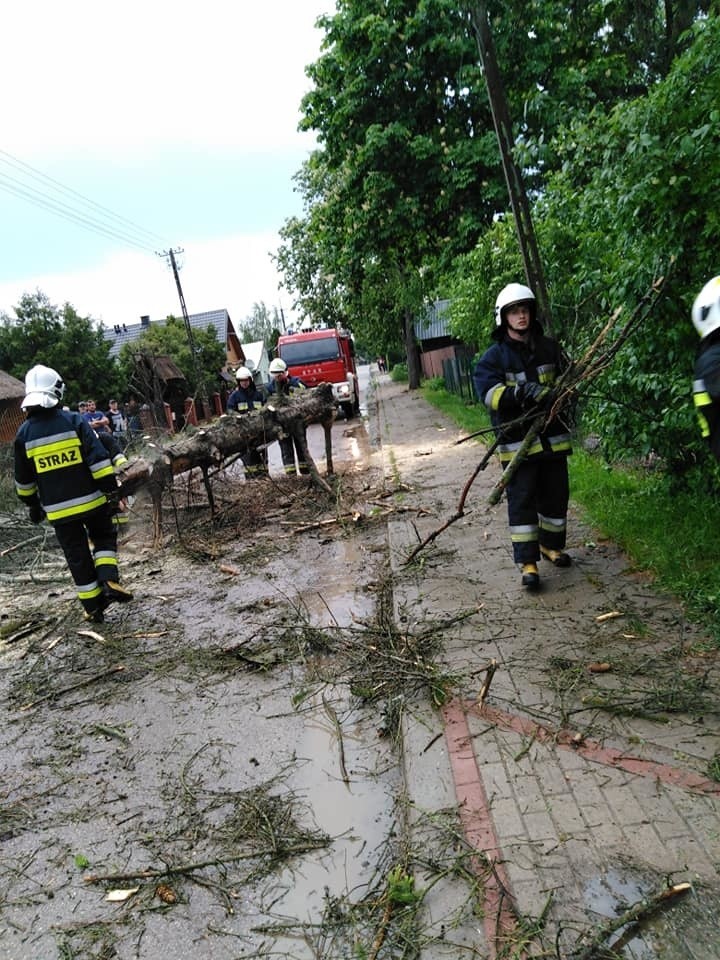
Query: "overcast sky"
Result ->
[[0, 1, 331, 331]]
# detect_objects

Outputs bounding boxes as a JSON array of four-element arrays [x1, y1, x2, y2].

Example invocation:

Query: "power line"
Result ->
[[0, 147, 170, 251], [0, 173, 155, 252]]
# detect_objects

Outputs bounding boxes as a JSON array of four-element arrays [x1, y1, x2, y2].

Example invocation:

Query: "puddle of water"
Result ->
[[583, 868, 656, 959], [582, 867, 720, 959], [268, 686, 399, 957]]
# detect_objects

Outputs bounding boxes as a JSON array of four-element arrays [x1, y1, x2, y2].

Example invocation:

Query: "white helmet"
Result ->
[[269, 357, 287, 375], [235, 366, 252, 381], [692, 276, 720, 339], [22, 364, 65, 409], [495, 282, 536, 327]]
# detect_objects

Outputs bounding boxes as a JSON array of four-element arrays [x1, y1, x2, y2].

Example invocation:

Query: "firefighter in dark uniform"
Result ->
[[226, 366, 268, 479], [14, 364, 133, 622], [473, 283, 573, 589], [692, 276, 720, 461], [266, 357, 310, 476]]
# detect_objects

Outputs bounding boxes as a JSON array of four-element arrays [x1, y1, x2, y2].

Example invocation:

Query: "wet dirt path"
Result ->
[[0, 378, 405, 960]]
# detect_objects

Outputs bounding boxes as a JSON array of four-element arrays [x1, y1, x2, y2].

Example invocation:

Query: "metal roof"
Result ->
[[103, 309, 233, 359], [414, 299, 452, 341]]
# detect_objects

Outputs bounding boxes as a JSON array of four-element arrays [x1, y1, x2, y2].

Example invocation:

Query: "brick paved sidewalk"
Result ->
[[373, 376, 720, 960]]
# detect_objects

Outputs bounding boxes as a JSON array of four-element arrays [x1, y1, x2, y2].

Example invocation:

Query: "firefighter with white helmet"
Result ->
[[14, 364, 132, 622], [226, 365, 268, 479], [266, 357, 310, 475], [473, 282, 573, 589], [692, 276, 720, 461]]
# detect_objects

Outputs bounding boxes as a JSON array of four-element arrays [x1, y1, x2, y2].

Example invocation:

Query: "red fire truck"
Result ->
[[277, 326, 360, 419]]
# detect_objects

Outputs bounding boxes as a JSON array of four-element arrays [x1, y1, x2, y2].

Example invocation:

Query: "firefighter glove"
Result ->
[[28, 503, 46, 524], [524, 381, 551, 405]]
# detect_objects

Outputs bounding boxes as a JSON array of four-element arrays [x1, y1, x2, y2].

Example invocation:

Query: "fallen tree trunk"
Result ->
[[118, 383, 337, 497]]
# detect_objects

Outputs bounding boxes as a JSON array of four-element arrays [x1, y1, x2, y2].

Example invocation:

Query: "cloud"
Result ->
[[0, 232, 296, 329], [3, 1, 328, 156]]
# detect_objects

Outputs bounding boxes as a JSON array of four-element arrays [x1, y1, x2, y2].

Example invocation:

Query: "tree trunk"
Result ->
[[119, 383, 338, 495], [404, 307, 422, 390]]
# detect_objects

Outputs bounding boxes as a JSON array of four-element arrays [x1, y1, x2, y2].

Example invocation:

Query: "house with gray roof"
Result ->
[[103, 309, 245, 367]]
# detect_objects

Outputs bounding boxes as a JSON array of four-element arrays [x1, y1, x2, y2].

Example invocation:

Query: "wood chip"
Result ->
[[595, 610, 623, 623], [106, 887, 139, 902], [588, 662, 611, 673]]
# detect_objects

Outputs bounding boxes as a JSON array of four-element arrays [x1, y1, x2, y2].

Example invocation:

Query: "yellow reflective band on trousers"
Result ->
[[694, 389, 711, 438], [29, 436, 82, 473], [94, 550, 118, 568], [510, 524, 538, 543], [77, 581, 102, 601], [15, 482, 38, 499], [539, 514, 566, 532]]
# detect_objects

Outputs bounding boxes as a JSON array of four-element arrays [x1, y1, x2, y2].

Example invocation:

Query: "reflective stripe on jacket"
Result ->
[[14, 408, 117, 524], [473, 332, 572, 463]]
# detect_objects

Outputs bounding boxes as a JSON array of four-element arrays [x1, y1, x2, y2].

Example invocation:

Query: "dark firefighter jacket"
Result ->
[[693, 336, 720, 461], [14, 408, 118, 524], [473, 331, 572, 464], [227, 383, 265, 413], [265, 375, 306, 398]]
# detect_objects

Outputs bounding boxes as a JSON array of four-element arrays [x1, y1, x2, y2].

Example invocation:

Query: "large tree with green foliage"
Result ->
[[279, 0, 709, 385], [281, 0, 501, 386], [448, 12, 720, 475], [116, 316, 226, 400], [0, 291, 121, 405], [238, 302, 283, 355]]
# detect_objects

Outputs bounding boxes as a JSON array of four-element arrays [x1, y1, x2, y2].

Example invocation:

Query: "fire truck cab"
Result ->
[[277, 325, 360, 419]]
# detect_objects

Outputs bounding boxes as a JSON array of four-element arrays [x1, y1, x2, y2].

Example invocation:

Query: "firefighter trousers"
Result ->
[[53, 507, 120, 615], [278, 433, 309, 476], [505, 455, 569, 564]]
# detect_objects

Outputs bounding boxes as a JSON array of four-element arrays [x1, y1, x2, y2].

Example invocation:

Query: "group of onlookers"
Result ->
[[72, 398, 130, 449]]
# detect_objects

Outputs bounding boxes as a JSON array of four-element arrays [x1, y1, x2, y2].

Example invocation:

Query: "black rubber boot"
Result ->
[[521, 563, 540, 589]]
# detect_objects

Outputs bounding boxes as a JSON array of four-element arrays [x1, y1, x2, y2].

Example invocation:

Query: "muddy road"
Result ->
[[4, 367, 720, 960], [0, 372, 418, 960]]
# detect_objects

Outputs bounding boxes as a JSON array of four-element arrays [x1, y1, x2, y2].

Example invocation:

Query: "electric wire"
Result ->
[[0, 173, 154, 253], [0, 147, 170, 251]]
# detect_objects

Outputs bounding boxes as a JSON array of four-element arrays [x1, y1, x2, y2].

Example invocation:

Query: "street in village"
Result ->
[[1, 365, 719, 960]]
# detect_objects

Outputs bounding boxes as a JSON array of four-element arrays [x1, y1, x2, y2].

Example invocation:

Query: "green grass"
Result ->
[[421, 384, 720, 646]]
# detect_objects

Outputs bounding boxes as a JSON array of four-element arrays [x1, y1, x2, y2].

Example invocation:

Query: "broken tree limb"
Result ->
[[83, 841, 330, 885], [568, 881, 691, 960], [478, 658, 498, 707], [404, 433, 501, 563], [115, 384, 338, 538], [116, 384, 337, 497], [149, 382, 337, 492]]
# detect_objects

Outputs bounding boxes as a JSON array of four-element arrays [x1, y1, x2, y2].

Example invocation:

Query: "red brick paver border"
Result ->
[[467, 702, 720, 796]]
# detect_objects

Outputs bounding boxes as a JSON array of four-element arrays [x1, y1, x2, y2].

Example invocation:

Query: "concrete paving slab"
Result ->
[[374, 375, 720, 960]]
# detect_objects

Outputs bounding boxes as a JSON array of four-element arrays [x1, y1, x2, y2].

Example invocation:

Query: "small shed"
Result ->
[[414, 300, 477, 400], [0, 370, 26, 443]]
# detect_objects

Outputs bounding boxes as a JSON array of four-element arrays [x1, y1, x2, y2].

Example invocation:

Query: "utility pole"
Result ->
[[158, 247, 208, 407], [469, 2, 554, 335]]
